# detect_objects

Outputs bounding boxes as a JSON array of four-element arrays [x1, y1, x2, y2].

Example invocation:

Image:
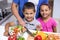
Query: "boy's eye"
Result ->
[[25, 13, 28, 14], [40, 10, 44, 12]]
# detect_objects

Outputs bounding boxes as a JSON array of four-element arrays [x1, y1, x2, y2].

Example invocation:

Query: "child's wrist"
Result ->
[[5, 30, 8, 32], [40, 29, 42, 31]]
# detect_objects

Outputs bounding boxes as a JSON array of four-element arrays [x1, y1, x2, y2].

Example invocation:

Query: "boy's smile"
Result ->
[[23, 9, 35, 22]]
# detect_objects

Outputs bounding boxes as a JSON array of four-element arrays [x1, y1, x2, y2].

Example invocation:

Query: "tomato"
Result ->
[[8, 36, 17, 40], [8, 35, 17, 40], [34, 35, 42, 40], [14, 27, 19, 34]]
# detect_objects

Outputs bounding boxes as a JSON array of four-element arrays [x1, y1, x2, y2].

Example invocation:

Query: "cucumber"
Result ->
[[17, 25, 23, 30], [11, 27, 14, 30], [17, 36, 25, 40]]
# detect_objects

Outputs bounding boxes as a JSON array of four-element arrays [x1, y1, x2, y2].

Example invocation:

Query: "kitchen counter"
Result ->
[[0, 15, 17, 26], [0, 13, 12, 25], [0, 26, 8, 40]]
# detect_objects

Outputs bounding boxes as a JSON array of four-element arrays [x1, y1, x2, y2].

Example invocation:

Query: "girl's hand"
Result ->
[[36, 25, 42, 31], [53, 27, 57, 32]]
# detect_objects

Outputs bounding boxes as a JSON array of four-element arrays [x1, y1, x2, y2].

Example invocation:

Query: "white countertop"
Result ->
[[0, 26, 8, 40]]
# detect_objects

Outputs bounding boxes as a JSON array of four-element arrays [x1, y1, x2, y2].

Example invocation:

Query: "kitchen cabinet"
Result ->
[[0, 0, 12, 24]]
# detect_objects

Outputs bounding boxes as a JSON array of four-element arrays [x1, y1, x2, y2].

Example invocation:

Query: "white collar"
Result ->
[[23, 17, 36, 24]]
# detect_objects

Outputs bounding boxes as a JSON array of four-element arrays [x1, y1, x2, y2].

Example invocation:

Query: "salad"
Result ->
[[8, 25, 25, 40]]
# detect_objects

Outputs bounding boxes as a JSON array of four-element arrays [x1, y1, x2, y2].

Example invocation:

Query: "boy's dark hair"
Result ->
[[23, 2, 35, 12]]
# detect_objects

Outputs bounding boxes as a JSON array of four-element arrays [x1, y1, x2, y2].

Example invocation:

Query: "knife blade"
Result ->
[[25, 27, 34, 37]]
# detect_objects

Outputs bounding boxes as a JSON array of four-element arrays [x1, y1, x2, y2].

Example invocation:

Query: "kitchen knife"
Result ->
[[25, 27, 34, 37]]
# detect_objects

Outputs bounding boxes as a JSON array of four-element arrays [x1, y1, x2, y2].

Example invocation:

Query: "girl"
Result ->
[[37, 3, 57, 32]]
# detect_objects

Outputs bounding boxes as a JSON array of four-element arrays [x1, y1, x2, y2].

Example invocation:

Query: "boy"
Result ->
[[4, 2, 42, 36]]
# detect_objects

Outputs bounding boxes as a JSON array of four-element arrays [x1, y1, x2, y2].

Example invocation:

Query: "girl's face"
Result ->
[[23, 9, 35, 22], [40, 5, 51, 18]]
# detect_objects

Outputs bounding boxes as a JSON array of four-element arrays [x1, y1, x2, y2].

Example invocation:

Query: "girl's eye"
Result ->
[[45, 10, 48, 11], [30, 13, 33, 14]]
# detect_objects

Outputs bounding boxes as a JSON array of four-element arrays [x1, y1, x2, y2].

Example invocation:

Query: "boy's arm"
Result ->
[[11, 2, 25, 27], [5, 23, 10, 32], [4, 22, 15, 36], [5, 22, 15, 32]]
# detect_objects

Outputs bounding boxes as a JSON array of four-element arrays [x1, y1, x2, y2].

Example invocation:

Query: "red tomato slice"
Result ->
[[34, 35, 42, 40], [8, 35, 17, 40]]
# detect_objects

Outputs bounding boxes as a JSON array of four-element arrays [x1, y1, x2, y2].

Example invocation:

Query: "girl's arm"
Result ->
[[53, 26, 57, 32], [36, 25, 42, 31]]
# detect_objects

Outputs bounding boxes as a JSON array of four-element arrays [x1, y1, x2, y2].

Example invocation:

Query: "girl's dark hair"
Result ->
[[23, 2, 35, 12], [40, 3, 51, 10]]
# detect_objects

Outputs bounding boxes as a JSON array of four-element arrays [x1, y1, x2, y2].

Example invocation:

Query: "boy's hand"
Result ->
[[36, 25, 42, 31], [18, 20, 26, 27], [9, 22, 15, 26], [4, 31, 9, 36], [22, 27, 27, 32]]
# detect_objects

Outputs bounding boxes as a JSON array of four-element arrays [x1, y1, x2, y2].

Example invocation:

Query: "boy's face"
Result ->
[[23, 9, 35, 22], [40, 5, 51, 18]]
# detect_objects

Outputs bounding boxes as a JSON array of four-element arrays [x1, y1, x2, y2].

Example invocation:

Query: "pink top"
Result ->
[[37, 17, 57, 32]]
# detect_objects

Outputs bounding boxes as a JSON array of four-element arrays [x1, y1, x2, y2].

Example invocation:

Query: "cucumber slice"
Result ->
[[17, 36, 25, 40], [11, 27, 14, 30], [17, 25, 23, 30]]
